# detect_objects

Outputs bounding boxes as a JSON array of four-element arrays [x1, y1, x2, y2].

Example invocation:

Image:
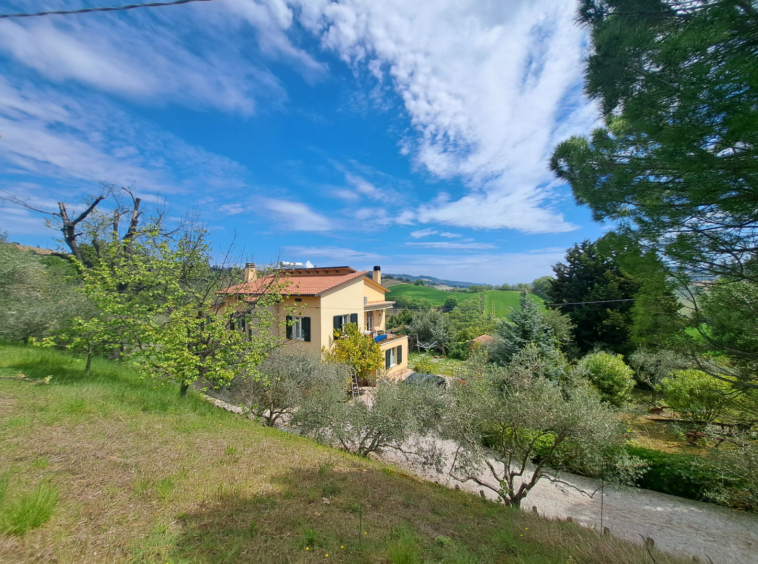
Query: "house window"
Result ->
[[333, 314, 358, 332], [385, 344, 403, 370], [366, 312, 374, 331], [292, 316, 304, 340], [286, 315, 310, 342], [387, 347, 396, 368]]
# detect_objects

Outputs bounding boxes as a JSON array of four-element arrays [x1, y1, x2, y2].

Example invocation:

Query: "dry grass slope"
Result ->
[[0, 345, 690, 563]]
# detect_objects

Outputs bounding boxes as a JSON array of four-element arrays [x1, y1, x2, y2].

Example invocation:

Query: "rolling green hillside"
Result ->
[[386, 284, 462, 305], [387, 284, 545, 316]]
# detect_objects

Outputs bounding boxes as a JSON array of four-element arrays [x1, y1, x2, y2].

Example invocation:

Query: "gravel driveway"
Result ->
[[379, 438, 758, 564]]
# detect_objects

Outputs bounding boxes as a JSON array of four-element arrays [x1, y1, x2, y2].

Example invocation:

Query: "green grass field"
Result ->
[[387, 285, 545, 316], [482, 291, 545, 318], [386, 284, 462, 305], [0, 345, 688, 563]]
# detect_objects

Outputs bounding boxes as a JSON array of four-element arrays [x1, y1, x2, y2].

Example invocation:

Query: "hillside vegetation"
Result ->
[[386, 284, 459, 306], [387, 284, 545, 317], [0, 345, 687, 564]]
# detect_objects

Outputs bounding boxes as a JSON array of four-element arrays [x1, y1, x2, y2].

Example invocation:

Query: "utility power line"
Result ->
[[0, 0, 219, 20]]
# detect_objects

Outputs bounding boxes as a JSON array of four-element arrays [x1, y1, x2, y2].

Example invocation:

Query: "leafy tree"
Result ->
[[392, 295, 434, 311], [531, 276, 553, 300], [408, 310, 453, 354], [551, 1, 758, 385], [574, 351, 635, 407], [491, 290, 555, 366], [387, 309, 413, 329], [552, 0, 758, 287], [414, 279, 425, 286], [72, 226, 286, 395], [693, 274, 758, 389], [228, 349, 349, 427], [442, 363, 628, 507], [323, 323, 383, 383], [547, 239, 642, 355], [540, 308, 576, 355], [662, 369, 735, 429], [443, 294, 459, 311]]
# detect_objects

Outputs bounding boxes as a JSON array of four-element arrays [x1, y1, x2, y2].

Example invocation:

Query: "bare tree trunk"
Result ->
[[180, 382, 189, 397]]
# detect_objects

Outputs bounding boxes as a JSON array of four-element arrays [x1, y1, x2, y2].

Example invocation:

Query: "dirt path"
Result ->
[[379, 438, 758, 564]]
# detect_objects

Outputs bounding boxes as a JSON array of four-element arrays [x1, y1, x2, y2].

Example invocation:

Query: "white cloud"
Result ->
[[385, 247, 565, 284], [283, 245, 382, 263], [263, 199, 333, 232], [345, 172, 385, 201], [406, 241, 497, 250], [410, 228, 437, 238], [0, 78, 249, 197], [219, 203, 246, 215], [439, 232, 462, 238], [296, 0, 598, 232]]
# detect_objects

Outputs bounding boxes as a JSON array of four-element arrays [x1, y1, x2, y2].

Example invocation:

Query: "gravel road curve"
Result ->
[[379, 438, 758, 564]]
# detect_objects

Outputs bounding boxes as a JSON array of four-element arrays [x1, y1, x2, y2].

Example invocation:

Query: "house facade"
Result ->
[[221, 265, 409, 378]]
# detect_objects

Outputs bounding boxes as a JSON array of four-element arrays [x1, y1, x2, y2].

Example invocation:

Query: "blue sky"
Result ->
[[0, 0, 608, 284]]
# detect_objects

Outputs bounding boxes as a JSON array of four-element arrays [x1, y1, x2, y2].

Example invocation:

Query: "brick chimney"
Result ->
[[373, 265, 381, 285], [243, 263, 257, 283]]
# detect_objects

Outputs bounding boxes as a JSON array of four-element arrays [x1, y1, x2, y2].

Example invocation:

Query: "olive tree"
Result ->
[[228, 349, 350, 427], [442, 366, 626, 507], [0, 239, 92, 343], [628, 348, 689, 404], [294, 380, 446, 461]]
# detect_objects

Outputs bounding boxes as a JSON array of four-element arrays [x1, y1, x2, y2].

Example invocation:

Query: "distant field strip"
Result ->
[[387, 284, 545, 316]]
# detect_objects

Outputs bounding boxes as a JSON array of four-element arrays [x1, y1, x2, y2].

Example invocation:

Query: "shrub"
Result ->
[[574, 352, 634, 406], [661, 369, 734, 427], [412, 355, 435, 374], [446, 342, 470, 360], [626, 446, 718, 502]]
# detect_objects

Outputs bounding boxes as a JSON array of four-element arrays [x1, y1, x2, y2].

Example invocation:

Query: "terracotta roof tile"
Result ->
[[222, 270, 371, 297]]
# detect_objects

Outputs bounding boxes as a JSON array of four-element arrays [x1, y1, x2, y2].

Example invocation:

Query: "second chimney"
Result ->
[[244, 263, 257, 283], [373, 265, 382, 285]]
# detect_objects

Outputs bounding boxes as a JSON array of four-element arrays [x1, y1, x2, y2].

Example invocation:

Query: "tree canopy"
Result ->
[[547, 239, 642, 354], [551, 0, 758, 284]]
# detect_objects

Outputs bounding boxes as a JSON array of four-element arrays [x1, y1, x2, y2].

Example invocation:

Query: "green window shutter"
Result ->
[[302, 317, 311, 342], [385, 349, 391, 370], [334, 315, 341, 331], [350, 313, 358, 325], [397, 345, 402, 365], [286, 315, 293, 339]]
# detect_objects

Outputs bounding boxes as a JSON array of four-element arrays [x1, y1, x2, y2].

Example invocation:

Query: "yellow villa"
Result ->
[[221, 264, 409, 379]]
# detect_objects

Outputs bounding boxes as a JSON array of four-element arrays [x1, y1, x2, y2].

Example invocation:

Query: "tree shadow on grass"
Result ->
[[162, 464, 505, 564]]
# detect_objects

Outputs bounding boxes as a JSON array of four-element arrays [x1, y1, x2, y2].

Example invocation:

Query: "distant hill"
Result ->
[[383, 273, 476, 288]]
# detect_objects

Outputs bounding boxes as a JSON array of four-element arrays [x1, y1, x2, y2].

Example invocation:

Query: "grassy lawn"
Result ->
[[407, 352, 467, 378], [0, 345, 688, 564]]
